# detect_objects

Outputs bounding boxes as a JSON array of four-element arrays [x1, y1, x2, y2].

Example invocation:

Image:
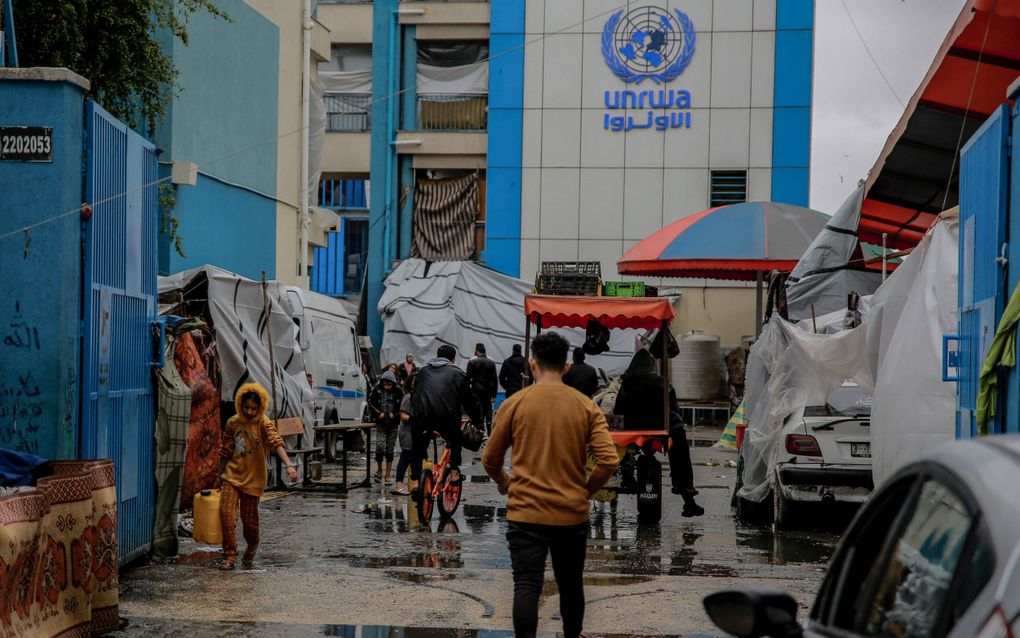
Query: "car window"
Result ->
[[805, 385, 873, 417], [856, 480, 974, 637], [950, 527, 994, 625]]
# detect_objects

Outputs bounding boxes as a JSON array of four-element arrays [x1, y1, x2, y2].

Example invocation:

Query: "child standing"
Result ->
[[391, 387, 415, 495], [218, 382, 298, 569], [368, 370, 403, 483]]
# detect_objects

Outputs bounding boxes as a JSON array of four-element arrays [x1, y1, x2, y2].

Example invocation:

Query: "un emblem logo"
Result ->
[[602, 6, 696, 85]]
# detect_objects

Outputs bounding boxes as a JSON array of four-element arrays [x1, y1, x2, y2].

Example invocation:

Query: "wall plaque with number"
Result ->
[[0, 127, 54, 162]]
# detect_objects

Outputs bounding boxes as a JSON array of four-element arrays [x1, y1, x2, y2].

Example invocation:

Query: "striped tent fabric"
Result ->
[[412, 172, 478, 261]]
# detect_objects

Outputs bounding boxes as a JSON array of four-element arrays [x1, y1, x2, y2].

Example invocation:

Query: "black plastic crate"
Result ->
[[536, 274, 600, 296], [645, 285, 659, 297], [540, 261, 601, 277]]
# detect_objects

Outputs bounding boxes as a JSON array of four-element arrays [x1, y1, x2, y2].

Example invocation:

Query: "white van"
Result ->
[[284, 286, 367, 425]]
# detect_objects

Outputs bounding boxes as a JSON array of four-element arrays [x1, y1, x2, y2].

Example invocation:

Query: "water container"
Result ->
[[672, 333, 724, 401], [193, 488, 223, 545]]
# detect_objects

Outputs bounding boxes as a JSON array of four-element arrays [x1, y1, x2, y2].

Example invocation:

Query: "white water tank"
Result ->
[[672, 333, 724, 401]]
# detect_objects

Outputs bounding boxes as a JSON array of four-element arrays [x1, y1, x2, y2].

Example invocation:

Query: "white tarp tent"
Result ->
[[378, 259, 640, 377], [158, 266, 314, 442], [739, 213, 959, 500], [417, 61, 489, 95]]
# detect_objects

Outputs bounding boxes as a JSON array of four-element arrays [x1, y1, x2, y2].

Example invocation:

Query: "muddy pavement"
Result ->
[[120, 436, 843, 636]]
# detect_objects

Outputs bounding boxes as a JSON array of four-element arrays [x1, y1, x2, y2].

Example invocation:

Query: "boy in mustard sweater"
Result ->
[[218, 382, 298, 569]]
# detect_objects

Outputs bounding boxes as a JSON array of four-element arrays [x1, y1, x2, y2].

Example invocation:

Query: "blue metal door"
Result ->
[[82, 101, 158, 563], [958, 103, 1010, 438]]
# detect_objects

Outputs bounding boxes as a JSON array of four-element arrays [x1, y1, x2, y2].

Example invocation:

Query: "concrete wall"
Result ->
[[672, 286, 757, 348], [0, 70, 87, 457], [318, 3, 374, 44], [247, 0, 305, 284], [156, 0, 281, 278]]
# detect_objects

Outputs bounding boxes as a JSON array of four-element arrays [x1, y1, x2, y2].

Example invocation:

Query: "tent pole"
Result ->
[[662, 320, 670, 433], [882, 232, 888, 282], [523, 317, 532, 387], [755, 270, 763, 338]]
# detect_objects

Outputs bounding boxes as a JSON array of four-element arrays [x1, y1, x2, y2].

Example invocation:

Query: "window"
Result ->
[[815, 476, 992, 638], [709, 170, 747, 207]]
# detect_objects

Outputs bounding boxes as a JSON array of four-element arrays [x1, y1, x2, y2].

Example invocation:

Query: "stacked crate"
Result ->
[[535, 262, 602, 296]]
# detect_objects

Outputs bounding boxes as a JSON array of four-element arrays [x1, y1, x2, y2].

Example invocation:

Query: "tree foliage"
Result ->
[[11, 0, 228, 135]]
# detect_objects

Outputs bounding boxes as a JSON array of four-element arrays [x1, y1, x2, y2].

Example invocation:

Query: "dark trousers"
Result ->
[[668, 426, 695, 492], [480, 399, 493, 434], [410, 421, 463, 481], [395, 450, 412, 483], [507, 520, 589, 638]]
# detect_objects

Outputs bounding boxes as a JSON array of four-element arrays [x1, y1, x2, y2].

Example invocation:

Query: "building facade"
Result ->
[[157, 0, 330, 284], [315, 0, 814, 347]]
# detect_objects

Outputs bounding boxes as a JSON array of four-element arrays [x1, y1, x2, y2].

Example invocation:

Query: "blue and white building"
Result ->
[[315, 0, 814, 347]]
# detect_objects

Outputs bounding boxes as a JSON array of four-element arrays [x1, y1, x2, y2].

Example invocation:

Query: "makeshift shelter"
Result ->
[[378, 259, 641, 376], [618, 201, 828, 333], [786, 184, 885, 321]]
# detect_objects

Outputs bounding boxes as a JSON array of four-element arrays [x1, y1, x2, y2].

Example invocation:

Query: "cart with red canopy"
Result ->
[[523, 294, 676, 522]]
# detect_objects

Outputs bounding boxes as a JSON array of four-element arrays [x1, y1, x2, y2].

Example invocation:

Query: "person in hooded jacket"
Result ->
[[466, 343, 499, 434], [499, 344, 527, 398], [409, 344, 483, 486], [218, 382, 298, 569], [613, 349, 703, 517], [368, 370, 404, 483]]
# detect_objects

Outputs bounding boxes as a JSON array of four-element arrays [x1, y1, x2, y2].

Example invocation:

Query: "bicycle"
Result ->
[[416, 432, 463, 525]]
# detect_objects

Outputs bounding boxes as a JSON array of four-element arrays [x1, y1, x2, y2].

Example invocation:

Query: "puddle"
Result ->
[[584, 574, 655, 587], [177, 550, 223, 566], [385, 570, 459, 584]]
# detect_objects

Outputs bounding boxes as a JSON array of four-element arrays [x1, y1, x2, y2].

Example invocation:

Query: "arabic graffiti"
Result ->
[[0, 370, 44, 454], [2, 301, 42, 351]]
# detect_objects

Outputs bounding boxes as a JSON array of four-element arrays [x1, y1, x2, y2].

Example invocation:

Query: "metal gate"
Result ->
[[957, 103, 1010, 438], [82, 101, 159, 563]]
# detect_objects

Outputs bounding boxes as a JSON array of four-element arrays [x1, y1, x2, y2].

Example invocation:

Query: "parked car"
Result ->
[[284, 286, 367, 425], [773, 383, 873, 529], [705, 435, 1020, 638]]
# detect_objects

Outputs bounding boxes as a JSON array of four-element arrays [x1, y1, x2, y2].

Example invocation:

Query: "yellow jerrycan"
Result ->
[[193, 488, 223, 545]]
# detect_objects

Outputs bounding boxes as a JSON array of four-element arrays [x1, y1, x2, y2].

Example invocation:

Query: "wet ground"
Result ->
[[120, 429, 846, 636]]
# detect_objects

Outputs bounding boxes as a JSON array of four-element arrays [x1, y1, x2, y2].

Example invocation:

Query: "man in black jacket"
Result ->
[[499, 344, 527, 398], [466, 343, 499, 434], [410, 344, 483, 484], [562, 347, 600, 398]]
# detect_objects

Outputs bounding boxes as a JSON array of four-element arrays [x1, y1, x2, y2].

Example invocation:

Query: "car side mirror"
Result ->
[[703, 587, 803, 638]]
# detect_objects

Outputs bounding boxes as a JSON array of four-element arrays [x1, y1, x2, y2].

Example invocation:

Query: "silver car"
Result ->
[[706, 436, 1020, 637]]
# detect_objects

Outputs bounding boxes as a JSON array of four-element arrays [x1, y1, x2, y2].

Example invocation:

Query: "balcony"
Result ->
[[319, 179, 368, 211], [325, 93, 371, 132], [417, 94, 487, 131]]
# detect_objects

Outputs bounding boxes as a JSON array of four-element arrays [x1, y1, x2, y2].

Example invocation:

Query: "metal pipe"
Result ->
[[662, 320, 670, 433], [755, 270, 764, 337], [882, 232, 888, 282], [299, 0, 311, 286], [2, 0, 18, 67]]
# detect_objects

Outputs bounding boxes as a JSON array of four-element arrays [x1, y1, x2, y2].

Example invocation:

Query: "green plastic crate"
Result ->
[[604, 281, 646, 297]]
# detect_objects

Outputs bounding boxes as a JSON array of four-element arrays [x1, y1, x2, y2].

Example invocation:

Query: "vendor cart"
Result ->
[[523, 294, 676, 523]]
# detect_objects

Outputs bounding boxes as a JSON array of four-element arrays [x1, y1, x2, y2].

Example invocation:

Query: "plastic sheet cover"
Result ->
[[378, 259, 639, 377], [740, 216, 959, 499]]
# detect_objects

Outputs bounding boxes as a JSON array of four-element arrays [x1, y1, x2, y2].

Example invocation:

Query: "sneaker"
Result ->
[[681, 502, 705, 518]]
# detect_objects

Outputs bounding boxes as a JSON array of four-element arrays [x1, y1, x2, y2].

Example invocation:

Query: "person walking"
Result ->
[[368, 370, 403, 483], [391, 381, 415, 496], [562, 347, 600, 398], [482, 332, 619, 638], [499, 343, 527, 398], [409, 345, 483, 486], [614, 349, 703, 517], [217, 382, 298, 570], [398, 353, 418, 392], [466, 343, 499, 434]]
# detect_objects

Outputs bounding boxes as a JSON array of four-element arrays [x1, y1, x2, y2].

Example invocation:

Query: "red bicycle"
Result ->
[[416, 433, 463, 525]]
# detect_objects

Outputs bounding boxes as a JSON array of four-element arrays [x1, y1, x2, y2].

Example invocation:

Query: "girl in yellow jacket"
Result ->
[[218, 382, 298, 569]]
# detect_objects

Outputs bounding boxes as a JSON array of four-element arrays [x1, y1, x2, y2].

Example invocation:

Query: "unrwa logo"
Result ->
[[602, 6, 696, 84]]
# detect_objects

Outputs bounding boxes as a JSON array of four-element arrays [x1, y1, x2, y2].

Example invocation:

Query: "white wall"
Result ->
[[519, 0, 778, 281]]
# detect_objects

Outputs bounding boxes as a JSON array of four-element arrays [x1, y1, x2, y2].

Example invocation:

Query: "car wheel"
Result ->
[[774, 486, 796, 531]]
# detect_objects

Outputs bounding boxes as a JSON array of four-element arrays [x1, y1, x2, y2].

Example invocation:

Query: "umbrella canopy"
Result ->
[[617, 202, 829, 280], [524, 295, 675, 331]]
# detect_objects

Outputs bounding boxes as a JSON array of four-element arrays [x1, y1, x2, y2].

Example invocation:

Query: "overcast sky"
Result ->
[[810, 0, 967, 213]]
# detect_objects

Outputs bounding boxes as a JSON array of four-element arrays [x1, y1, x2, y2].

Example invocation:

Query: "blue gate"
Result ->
[[82, 101, 159, 563], [957, 103, 1010, 438]]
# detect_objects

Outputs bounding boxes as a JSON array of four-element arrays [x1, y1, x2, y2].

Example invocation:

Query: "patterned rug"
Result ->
[[0, 459, 119, 637], [175, 332, 222, 511]]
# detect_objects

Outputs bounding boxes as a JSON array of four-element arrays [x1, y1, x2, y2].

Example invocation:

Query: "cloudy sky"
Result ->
[[810, 0, 967, 213]]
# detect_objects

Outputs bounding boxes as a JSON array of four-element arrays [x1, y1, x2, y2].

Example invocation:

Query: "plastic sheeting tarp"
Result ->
[[865, 216, 959, 485], [418, 61, 489, 95], [786, 183, 883, 321], [158, 266, 314, 441], [319, 70, 373, 94], [739, 215, 959, 499], [308, 76, 326, 197], [378, 259, 639, 377]]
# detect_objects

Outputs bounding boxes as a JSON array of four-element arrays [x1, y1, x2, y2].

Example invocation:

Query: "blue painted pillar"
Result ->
[[368, 0, 399, 347], [398, 26, 417, 259], [771, 0, 814, 206], [485, 0, 526, 276], [0, 69, 87, 458]]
